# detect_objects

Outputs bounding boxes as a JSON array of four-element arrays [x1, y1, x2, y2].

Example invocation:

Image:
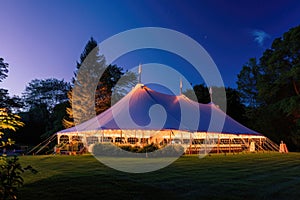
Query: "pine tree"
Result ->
[[63, 37, 135, 128], [64, 37, 105, 127]]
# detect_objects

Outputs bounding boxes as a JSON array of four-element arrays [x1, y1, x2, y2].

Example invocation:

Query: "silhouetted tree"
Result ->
[[237, 58, 260, 107], [0, 58, 8, 82], [42, 102, 68, 139], [184, 84, 246, 123], [0, 58, 24, 146], [258, 25, 300, 150], [236, 25, 300, 150], [22, 78, 70, 112], [15, 104, 49, 145]]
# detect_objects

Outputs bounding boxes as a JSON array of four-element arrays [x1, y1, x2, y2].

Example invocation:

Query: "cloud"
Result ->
[[251, 30, 270, 47]]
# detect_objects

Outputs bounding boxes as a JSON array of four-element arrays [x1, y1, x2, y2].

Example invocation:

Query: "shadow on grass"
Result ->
[[19, 173, 180, 200], [18, 153, 300, 200]]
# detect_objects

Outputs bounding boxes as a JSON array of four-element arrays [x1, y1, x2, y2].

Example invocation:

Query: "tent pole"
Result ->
[[102, 130, 104, 143], [181, 132, 183, 144], [189, 132, 192, 155], [217, 135, 220, 154], [259, 137, 262, 152], [248, 137, 250, 152], [229, 137, 231, 153], [205, 132, 207, 154], [57, 134, 60, 145], [121, 130, 123, 144], [135, 130, 137, 145]]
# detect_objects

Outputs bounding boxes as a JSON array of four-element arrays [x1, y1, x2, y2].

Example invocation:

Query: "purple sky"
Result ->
[[1, 0, 300, 96]]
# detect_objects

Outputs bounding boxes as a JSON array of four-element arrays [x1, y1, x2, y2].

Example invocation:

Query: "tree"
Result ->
[[0, 58, 23, 112], [0, 58, 8, 82], [14, 78, 69, 143], [42, 102, 68, 139], [184, 84, 210, 103], [259, 26, 300, 105], [0, 59, 35, 200], [184, 84, 246, 123], [64, 37, 107, 127], [63, 37, 137, 128], [95, 65, 137, 113], [225, 87, 247, 124], [236, 25, 300, 150], [0, 89, 23, 114], [94, 65, 124, 114], [236, 58, 260, 107], [0, 108, 24, 147], [111, 70, 137, 105], [15, 104, 49, 145], [22, 78, 70, 112], [257, 25, 300, 150], [0, 58, 24, 146], [0, 89, 12, 109]]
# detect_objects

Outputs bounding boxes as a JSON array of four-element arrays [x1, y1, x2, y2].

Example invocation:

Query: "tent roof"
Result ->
[[59, 84, 261, 135]]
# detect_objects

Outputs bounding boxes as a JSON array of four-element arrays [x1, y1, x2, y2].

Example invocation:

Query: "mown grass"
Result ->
[[18, 152, 300, 200]]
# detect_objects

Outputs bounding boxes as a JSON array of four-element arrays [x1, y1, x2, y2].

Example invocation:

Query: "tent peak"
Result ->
[[133, 83, 145, 89]]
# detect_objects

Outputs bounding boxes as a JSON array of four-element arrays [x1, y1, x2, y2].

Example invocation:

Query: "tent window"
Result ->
[[127, 137, 138, 144], [115, 137, 125, 143], [59, 135, 69, 143], [101, 137, 112, 142], [86, 136, 99, 145], [221, 139, 230, 144], [183, 139, 190, 144], [140, 138, 148, 144], [232, 138, 243, 144], [72, 136, 83, 142], [192, 139, 203, 144], [171, 139, 182, 144]]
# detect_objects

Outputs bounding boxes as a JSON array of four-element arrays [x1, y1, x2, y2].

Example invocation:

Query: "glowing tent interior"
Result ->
[[56, 84, 279, 154]]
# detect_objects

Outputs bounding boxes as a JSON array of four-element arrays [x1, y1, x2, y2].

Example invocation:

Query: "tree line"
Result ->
[[0, 25, 299, 151], [186, 25, 299, 151], [0, 37, 137, 148], [236, 25, 300, 151]]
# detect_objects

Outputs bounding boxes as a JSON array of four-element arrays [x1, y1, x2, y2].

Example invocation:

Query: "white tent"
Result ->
[[56, 84, 279, 153]]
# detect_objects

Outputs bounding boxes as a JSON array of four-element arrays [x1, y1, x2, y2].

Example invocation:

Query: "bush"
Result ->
[[92, 143, 184, 158], [158, 144, 185, 157], [0, 156, 37, 200], [92, 143, 122, 156], [138, 143, 159, 153]]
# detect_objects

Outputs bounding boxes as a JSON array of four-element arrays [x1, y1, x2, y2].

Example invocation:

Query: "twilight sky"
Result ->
[[1, 0, 300, 96]]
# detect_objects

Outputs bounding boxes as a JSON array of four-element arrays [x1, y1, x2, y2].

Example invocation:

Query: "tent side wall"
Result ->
[[56, 130, 277, 154]]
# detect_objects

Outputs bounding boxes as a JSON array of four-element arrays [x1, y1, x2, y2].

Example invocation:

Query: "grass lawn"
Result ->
[[18, 152, 300, 200]]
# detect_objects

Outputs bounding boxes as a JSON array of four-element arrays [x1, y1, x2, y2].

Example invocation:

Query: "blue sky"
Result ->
[[1, 0, 300, 96]]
